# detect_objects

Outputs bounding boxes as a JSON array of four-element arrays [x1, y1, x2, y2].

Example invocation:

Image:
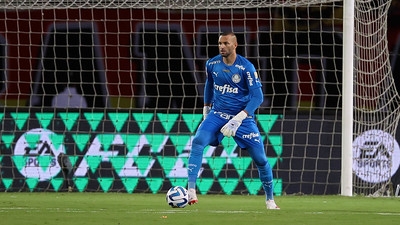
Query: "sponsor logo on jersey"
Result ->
[[247, 71, 254, 86], [255, 72, 261, 84], [232, 74, 241, 83], [235, 64, 246, 70], [214, 84, 238, 94], [209, 60, 221, 65]]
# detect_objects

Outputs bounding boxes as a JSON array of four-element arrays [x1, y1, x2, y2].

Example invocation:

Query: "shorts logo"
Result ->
[[242, 132, 260, 139]]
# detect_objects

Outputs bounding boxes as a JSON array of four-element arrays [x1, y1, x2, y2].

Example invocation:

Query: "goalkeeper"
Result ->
[[187, 32, 279, 210]]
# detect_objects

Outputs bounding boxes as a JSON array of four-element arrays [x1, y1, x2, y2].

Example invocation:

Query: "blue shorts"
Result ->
[[194, 110, 264, 150]]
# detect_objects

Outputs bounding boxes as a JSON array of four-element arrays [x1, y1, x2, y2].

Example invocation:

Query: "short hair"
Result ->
[[220, 31, 235, 37]]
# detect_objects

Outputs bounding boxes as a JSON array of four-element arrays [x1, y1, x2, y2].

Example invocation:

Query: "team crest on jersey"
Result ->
[[232, 74, 241, 83]]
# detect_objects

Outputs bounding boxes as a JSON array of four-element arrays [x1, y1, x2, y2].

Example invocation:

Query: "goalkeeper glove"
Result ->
[[220, 111, 247, 137], [203, 105, 211, 120]]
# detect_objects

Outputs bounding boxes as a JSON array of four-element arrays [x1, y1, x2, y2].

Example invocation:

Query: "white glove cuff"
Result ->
[[203, 106, 211, 115], [233, 111, 247, 122]]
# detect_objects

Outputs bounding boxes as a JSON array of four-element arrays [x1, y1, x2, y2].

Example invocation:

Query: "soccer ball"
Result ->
[[166, 186, 188, 208]]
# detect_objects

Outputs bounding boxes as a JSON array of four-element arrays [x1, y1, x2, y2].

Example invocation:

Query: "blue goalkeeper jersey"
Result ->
[[204, 54, 262, 117]]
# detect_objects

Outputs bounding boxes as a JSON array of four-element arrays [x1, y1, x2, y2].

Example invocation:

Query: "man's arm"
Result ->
[[203, 65, 214, 119], [244, 87, 263, 115]]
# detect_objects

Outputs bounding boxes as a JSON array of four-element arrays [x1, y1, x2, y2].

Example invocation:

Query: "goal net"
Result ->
[[352, 0, 400, 196], [0, 0, 398, 197]]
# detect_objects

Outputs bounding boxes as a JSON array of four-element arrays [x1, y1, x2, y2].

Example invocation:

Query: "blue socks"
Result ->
[[187, 143, 204, 189], [257, 160, 274, 200]]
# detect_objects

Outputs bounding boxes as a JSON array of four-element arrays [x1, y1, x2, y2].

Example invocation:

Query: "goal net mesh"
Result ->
[[353, 0, 400, 196], [0, 0, 398, 196]]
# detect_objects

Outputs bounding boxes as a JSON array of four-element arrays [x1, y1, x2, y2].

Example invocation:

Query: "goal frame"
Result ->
[[341, 0, 354, 197], [1, 0, 397, 197]]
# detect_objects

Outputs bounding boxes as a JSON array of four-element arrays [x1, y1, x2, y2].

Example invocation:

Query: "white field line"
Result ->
[[1, 207, 399, 216]]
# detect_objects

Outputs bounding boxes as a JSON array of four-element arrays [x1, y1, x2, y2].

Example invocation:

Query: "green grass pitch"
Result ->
[[0, 192, 399, 225]]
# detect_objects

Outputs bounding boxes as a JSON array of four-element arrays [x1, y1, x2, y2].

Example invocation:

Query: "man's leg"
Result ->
[[235, 120, 280, 209], [187, 114, 225, 204], [247, 146, 280, 209], [187, 129, 216, 204], [187, 136, 203, 204]]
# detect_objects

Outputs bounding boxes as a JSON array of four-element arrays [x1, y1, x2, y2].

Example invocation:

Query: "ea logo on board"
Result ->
[[14, 128, 65, 181], [352, 129, 400, 183]]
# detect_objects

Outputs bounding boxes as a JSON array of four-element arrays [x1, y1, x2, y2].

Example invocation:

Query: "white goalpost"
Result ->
[[341, 0, 355, 197], [0, 0, 398, 197]]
